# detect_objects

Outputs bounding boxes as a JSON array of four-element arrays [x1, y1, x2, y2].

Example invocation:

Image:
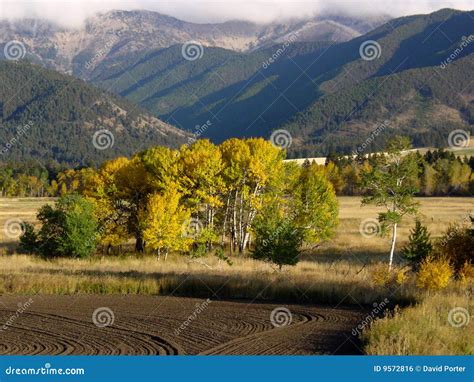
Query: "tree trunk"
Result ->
[[240, 185, 260, 252], [135, 235, 145, 252], [232, 190, 239, 253], [238, 192, 244, 253], [389, 223, 397, 271], [221, 192, 230, 246], [222, 194, 231, 246], [241, 232, 250, 252]]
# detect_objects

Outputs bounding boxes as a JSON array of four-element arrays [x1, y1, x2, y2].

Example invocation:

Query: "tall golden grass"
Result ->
[[362, 293, 473, 355], [0, 254, 417, 305]]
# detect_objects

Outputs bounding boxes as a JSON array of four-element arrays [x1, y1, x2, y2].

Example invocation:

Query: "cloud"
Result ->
[[0, 0, 472, 27]]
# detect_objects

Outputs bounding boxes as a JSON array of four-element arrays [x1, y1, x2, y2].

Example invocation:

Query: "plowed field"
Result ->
[[0, 296, 368, 355]]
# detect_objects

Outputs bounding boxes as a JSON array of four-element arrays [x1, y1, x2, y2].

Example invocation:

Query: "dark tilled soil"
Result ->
[[0, 295, 368, 355]]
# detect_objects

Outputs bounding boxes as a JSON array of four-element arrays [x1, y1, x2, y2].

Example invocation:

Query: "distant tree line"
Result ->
[[322, 148, 473, 196], [1, 149, 472, 198]]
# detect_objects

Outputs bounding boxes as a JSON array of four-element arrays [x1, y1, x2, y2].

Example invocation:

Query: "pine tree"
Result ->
[[402, 219, 432, 267]]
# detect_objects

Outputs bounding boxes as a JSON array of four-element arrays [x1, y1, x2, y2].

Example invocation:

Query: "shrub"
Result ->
[[401, 219, 432, 268], [19, 195, 98, 258], [370, 264, 409, 287], [435, 223, 474, 274], [459, 261, 474, 286], [18, 222, 38, 254], [395, 268, 408, 285], [370, 263, 392, 286], [416, 256, 453, 291]]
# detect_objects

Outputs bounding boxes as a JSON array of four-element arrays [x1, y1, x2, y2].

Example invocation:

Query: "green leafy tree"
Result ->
[[23, 195, 98, 258], [362, 136, 420, 270], [251, 206, 304, 270], [401, 219, 433, 268]]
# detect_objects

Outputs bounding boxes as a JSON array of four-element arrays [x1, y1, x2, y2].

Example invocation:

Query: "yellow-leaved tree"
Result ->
[[220, 138, 284, 253], [179, 140, 224, 251], [84, 157, 131, 253], [141, 185, 191, 259]]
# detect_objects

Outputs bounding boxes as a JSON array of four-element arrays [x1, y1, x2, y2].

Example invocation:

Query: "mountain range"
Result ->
[[88, 8, 474, 153], [0, 8, 473, 163], [0, 10, 389, 76]]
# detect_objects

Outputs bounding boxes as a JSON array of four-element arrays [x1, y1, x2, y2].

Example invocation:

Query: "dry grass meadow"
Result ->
[[0, 196, 471, 302], [2, 196, 471, 253], [319, 196, 473, 257]]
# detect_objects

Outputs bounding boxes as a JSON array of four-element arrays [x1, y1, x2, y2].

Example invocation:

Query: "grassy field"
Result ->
[[0, 197, 53, 250], [0, 196, 471, 301], [1, 196, 471, 255], [0, 252, 418, 304], [319, 196, 473, 259]]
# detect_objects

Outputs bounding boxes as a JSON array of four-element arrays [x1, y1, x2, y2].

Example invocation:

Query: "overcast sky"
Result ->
[[1, 0, 472, 26]]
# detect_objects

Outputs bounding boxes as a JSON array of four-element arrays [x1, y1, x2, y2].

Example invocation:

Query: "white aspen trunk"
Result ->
[[232, 190, 238, 253], [241, 185, 260, 252], [242, 208, 256, 251], [222, 194, 231, 246], [238, 192, 244, 252], [389, 223, 397, 271], [242, 232, 250, 252]]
